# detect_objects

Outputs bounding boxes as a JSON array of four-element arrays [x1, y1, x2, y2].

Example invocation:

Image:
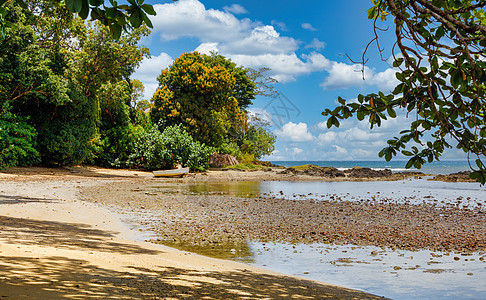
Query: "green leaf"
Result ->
[[405, 158, 414, 169], [392, 58, 403, 68], [387, 107, 396, 118], [402, 150, 413, 156], [141, 11, 153, 28], [106, 7, 115, 19], [450, 69, 462, 88], [367, 6, 377, 20], [79, 0, 89, 19], [14, 0, 28, 9], [90, 8, 101, 19], [129, 9, 142, 28], [476, 159, 484, 169], [65, 0, 83, 13], [89, 0, 104, 6], [110, 23, 122, 39], [431, 56, 439, 73], [141, 4, 156, 16]]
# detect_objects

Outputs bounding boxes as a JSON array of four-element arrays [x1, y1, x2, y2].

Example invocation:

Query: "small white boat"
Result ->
[[153, 167, 190, 178]]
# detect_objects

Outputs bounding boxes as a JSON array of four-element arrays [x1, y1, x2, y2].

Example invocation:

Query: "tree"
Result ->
[[203, 52, 257, 110], [322, 0, 486, 183], [1, 1, 149, 166], [247, 67, 279, 98], [0, 0, 157, 39], [151, 52, 248, 148], [240, 126, 276, 160], [71, 21, 150, 166]]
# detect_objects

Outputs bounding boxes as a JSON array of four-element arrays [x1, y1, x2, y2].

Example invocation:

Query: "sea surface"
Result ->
[[271, 160, 471, 175]]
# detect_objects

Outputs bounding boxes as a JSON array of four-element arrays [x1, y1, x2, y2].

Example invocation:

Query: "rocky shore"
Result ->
[[81, 177, 486, 255]]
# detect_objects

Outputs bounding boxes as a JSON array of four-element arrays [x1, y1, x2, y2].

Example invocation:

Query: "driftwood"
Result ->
[[209, 153, 239, 167]]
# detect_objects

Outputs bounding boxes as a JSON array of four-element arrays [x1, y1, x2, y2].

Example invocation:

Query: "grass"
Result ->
[[288, 164, 320, 171], [222, 163, 270, 170]]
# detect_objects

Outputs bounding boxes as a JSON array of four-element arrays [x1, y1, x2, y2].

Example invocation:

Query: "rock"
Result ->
[[209, 153, 239, 167], [346, 167, 393, 178], [431, 171, 473, 182], [279, 165, 345, 178]]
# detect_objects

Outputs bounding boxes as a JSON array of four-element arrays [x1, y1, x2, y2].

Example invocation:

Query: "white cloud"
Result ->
[[148, 0, 329, 84], [220, 25, 298, 55], [223, 4, 248, 14], [271, 20, 288, 31], [195, 42, 220, 54], [301, 22, 317, 31], [275, 122, 314, 142], [333, 145, 349, 156], [342, 128, 384, 141], [305, 38, 326, 51], [247, 108, 273, 125], [292, 147, 304, 154], [151, 0, 253, 42], [320, 62, 366, 90], [232, 52, 329, 83], [372, 68, 400, 92], [317, 131, 337, 144], [320, 61, 399, 91], [133, 52, 173, 100], [316, 121, 328, 131]]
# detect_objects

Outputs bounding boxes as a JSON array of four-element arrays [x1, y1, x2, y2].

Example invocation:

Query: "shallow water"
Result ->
[[149, 179, 486, 299], [248, 242, 486, 300], [158, 178, 486, 208]]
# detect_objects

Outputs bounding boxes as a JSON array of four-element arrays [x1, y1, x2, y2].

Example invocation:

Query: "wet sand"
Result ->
[[0, 167, 385, 299], [82, 178, 486, 254]]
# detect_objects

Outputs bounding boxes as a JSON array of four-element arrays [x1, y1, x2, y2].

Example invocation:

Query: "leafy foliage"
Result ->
[[151, 52, 249, 148], [0, 106, 39, 168], [36, 82, 98, 165], [322, 0, 486, 183], [240, 126, 276, 160], [129, 124, 214, 171], [0, 0, 157, 39]]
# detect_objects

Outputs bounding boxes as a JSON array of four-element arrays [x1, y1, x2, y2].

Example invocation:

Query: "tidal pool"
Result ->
[[247, 242, 486, 300], [152, 178, 486, 208], [144, 178, 486, 299]]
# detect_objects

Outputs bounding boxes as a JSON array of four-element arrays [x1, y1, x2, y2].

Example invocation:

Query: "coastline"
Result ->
[[0, 166, 384, 299]]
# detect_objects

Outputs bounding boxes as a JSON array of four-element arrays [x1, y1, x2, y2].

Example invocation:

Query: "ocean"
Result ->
[[271, 160, 471, 175]]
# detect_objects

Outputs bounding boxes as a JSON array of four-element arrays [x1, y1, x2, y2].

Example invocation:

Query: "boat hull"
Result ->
[[153, 167, 190, 178]]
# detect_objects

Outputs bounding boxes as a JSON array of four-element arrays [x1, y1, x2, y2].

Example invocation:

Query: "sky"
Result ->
[[133, 0, 467, 161]]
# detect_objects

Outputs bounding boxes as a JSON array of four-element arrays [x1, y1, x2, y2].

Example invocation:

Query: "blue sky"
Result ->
[[134, 0, 466, 161]]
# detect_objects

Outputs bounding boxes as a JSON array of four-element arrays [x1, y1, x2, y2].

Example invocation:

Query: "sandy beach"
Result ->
[[0, 167, 384, 299]]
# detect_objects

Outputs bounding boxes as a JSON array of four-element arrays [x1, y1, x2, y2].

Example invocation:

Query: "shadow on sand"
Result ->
[[0, 255, 385, 299], [0, 215, 385, 299], [0, 215, 160, 255]]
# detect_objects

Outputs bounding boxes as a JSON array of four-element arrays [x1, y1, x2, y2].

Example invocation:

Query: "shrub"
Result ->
[[217, 141, 242, 160], [129, 124, 213, 171], [0, 107, 40, 168], [98, 124, 145, 167]]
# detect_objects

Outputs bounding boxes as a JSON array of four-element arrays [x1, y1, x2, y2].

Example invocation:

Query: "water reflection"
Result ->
[[153, 238, 255, 263], [151, 179, 486, 208], [149, 181, 262, 198]]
